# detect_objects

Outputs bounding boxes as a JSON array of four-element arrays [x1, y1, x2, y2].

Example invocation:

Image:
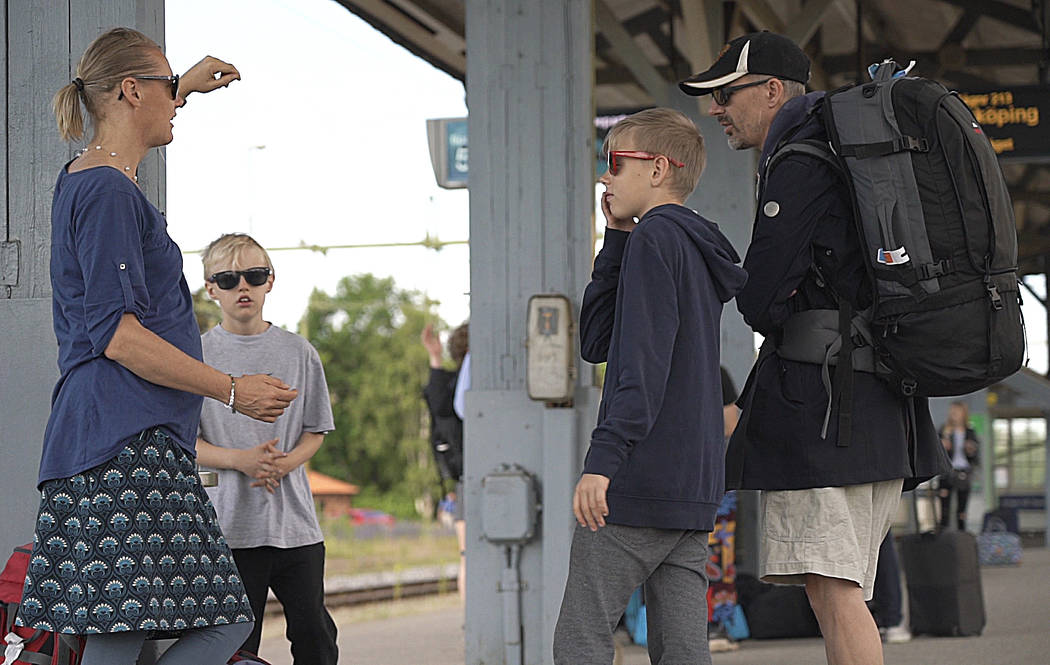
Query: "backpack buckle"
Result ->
[[900, 379, 917, 396], [919, 259, 953, 280], [986, 281, 1004, 310], [901, 136, 929, 152]]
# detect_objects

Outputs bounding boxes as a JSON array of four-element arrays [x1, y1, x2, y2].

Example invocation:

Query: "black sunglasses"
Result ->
[[118, 74, 180, 101], [208, 267, 271, 290], [711, 78, 773, 106]]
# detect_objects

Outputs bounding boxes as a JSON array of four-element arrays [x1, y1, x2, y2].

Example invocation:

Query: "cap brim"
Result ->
[[678, 71, 747, 96]]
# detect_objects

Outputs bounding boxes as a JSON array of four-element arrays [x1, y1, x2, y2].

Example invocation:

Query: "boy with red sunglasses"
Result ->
[[195, 233, 338, 664], [553, 108, 747, 665]]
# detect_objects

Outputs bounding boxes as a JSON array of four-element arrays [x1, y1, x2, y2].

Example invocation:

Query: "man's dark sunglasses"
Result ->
[[118, 74, 180, 101], [711, 77, 773, 106], [208, 267, 271, 290]]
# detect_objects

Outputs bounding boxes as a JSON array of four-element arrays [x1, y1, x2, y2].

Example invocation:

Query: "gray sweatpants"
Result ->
[[553, 524, 711, 665]]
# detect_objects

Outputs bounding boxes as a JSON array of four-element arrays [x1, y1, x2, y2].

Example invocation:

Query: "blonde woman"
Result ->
[[14, 27, 298, 665]]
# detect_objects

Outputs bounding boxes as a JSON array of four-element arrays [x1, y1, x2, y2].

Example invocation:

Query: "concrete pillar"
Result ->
[[0, 0, 165, 560], [463, 1, 599, 663]]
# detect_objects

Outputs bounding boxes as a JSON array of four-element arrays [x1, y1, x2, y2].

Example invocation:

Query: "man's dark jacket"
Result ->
[[580, 204, 747, 531], [727, 92, 950, 491]]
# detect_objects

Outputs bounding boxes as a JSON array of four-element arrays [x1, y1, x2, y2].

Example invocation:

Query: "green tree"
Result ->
[[300, 274, 444, 516], [192, 286, 222, 333]]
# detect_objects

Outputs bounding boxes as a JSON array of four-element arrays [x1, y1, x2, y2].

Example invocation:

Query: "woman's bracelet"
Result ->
[[226, 375, 236, 412]]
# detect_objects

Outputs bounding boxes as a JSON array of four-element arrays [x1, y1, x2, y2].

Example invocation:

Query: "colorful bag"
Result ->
[[977, 518, 1022, 566], [228, 650, 275, 664], [1, 545, 84, 665]]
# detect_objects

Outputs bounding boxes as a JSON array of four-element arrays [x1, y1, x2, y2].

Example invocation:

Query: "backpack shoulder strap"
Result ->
[[767, 139, 846, 181]]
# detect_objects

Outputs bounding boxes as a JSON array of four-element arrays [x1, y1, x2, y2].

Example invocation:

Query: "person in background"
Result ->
[[937, 402, 980, 532], [195, 233, 338, 664], [707, 366, 743, 653], [16, 27, 298, 665], [867, 530, 911, 643], [422, 322, 469, 603]]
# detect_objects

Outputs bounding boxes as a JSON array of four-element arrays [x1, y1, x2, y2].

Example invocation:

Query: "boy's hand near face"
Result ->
[[573, 473, 611, 530], [601, 192, 636, 233]]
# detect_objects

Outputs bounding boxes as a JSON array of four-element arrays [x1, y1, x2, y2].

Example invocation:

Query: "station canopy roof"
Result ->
[[334, 0, 1050, 278]]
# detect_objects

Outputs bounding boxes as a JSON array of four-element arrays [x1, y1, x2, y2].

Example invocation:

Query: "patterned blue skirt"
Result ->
[[15, 428, 254, 634]]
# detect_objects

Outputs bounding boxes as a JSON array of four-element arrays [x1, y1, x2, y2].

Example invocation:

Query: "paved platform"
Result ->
[[258, 546, 1050, 664]]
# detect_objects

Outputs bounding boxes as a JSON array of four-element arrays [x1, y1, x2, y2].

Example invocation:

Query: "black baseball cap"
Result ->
[[679, 31, 811, 96]]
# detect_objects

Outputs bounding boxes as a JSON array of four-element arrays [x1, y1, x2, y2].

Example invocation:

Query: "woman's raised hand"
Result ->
[[180, 56, 241, 97]]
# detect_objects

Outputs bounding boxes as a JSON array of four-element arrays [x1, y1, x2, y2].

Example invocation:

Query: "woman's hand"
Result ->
[[180, 56, 241, 97], [233, 374, 298, 422]]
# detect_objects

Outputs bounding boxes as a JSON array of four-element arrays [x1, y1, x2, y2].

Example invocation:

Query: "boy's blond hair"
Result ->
[[603, 108, 706, 199], [201, 233, 274, 278]]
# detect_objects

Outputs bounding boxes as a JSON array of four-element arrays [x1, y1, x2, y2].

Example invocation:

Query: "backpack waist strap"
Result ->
[[776, 309, 876, 444], [777, 309, 876, 371]]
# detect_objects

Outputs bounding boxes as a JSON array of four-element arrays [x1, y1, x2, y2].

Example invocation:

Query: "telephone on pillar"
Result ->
[[525, 294, 575, 404]]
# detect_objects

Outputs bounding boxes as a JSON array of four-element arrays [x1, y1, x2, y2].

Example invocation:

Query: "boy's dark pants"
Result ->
[[553, 524, 712, 665], [232, 542, 338, 664]]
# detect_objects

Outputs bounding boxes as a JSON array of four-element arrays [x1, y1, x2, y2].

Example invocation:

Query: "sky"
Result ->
[[162, 0, 1048, 374], [165, 0, 471, 333]]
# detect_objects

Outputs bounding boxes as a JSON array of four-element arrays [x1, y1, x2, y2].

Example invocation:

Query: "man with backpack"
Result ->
[[680, 32, 954, 665]]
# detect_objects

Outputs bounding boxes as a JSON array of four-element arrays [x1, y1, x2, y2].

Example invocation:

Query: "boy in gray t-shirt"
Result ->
[[196, 233, 337, 663]]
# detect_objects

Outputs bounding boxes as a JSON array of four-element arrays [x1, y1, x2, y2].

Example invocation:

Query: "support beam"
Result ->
[[737, 0, 786, 34], [943, 9, 981, 45], [784, 0, 835, 47], [737, 0, 829, 88], [336, 0, 467, 80], [937, 0, 1041, 35], [596, 0, 671, 106], [679, 0, 726, 74]]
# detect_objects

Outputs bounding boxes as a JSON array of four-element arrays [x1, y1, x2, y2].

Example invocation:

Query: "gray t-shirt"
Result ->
[[198, 324, 335, 549]]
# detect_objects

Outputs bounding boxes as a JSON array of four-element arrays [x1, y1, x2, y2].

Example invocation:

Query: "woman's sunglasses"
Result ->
[[118, 74, 180, 101], [606, 150, 685, 176], [208, 267, 272, 290]]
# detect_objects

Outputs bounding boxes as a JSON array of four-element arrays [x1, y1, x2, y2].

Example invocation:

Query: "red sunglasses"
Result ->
[[606, 150, 685, 176]]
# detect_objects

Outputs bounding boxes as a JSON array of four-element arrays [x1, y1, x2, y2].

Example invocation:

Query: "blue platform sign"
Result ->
[[428, 113, 642, 189], [426, 117, 469, 189], [446, 119, 469, 185]]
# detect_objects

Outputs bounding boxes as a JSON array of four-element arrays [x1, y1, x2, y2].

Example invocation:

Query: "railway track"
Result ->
[[264, 563, 459, 614]]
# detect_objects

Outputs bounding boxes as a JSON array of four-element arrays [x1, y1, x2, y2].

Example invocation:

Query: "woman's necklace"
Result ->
[[76, 145, 138, 183]]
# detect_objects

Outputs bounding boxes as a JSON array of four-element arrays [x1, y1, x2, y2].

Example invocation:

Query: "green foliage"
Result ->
[[300, 274, 443, 515], [192, 286, 222, 334], [351, 487, 425, 521]]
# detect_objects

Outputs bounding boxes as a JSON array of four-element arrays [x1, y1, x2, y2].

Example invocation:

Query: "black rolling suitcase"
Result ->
[[898, 490, 986, 636]]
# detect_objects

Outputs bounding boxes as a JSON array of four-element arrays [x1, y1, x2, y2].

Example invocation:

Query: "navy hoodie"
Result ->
[[580, 203, 747, 531]]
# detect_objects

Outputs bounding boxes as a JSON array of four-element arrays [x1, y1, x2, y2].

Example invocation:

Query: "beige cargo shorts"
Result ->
[[760, 478, 904, 601]]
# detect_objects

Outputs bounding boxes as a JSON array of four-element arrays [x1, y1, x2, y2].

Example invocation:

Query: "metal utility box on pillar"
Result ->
[[0, 0, 166, 561], [463, 1, 600, 663]]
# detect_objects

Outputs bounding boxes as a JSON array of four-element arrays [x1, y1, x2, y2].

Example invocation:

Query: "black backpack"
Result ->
[[422, 369, 464, 482], [768, 60, 1025, 399]]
